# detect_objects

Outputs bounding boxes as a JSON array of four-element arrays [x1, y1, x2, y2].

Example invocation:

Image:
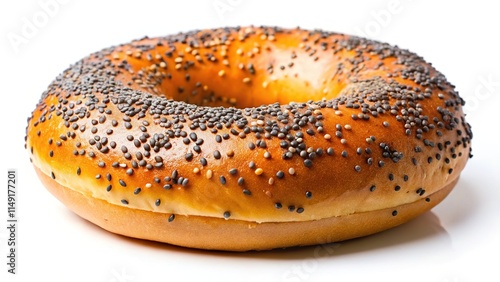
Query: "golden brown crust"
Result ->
[[35, 166, 457, 251], [26, 26, 472, 250]]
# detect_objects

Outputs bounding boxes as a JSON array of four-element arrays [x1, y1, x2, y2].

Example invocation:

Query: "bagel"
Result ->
[[26, 26, 472, 251]]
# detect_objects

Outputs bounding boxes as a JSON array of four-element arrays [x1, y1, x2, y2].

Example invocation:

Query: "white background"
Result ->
[[1, 0, 499, 281]]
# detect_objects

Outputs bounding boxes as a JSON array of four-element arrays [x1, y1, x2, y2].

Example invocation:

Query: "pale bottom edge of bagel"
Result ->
[[35, 166, 458, 252]]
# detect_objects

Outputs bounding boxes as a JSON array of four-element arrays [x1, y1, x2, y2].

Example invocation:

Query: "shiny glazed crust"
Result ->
[[26, 26, 472, 250]]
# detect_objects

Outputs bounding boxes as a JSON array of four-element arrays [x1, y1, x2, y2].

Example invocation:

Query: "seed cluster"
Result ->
[[26, 26, 472, 222]]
